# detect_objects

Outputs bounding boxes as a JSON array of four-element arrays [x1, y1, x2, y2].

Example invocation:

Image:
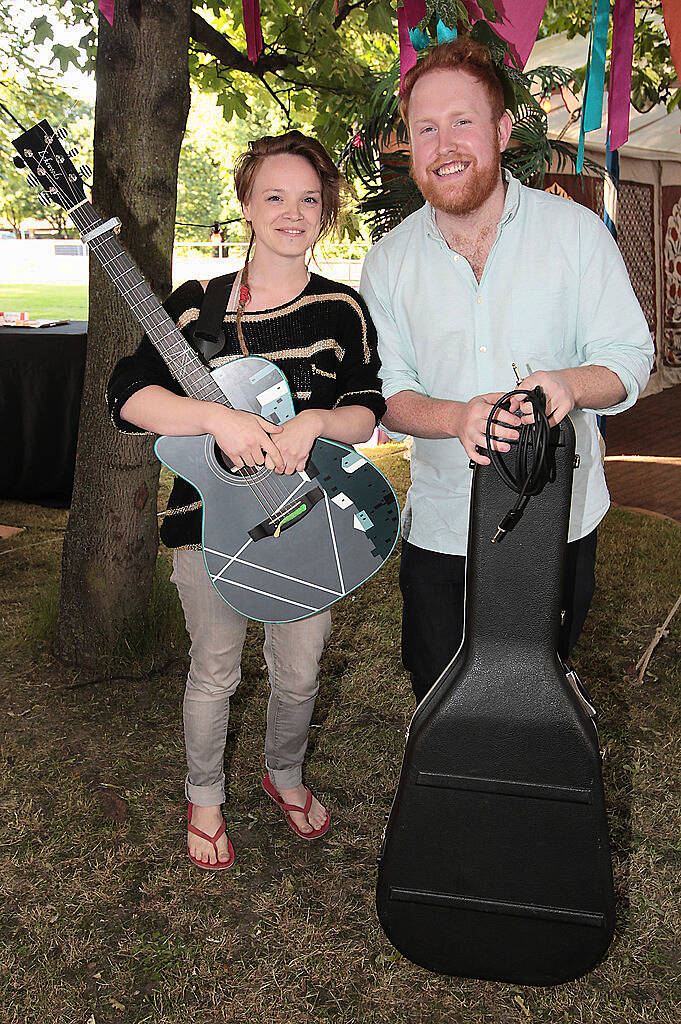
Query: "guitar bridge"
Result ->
[[248, 487, 324, 542]]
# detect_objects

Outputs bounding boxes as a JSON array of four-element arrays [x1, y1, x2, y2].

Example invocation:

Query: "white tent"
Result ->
[[526, 31, 681, 393]]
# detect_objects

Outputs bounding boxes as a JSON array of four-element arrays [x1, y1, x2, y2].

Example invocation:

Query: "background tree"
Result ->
[[52, 0, 192, 662]]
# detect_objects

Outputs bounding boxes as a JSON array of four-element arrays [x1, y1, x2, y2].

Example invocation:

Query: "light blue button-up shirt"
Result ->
[[360, 172, 654, 555]]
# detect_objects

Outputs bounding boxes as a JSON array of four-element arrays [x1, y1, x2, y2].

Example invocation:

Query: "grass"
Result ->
[[1, 451, 680, 1023], [0, 284, 88, 320]]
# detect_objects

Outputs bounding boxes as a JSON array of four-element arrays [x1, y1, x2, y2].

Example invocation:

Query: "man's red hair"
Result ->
[[400, 38, 506, 127]]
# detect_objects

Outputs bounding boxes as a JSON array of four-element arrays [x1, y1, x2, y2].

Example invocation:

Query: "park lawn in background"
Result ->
[[0, 284, 88, 320], [1, 451, 680, 1023]]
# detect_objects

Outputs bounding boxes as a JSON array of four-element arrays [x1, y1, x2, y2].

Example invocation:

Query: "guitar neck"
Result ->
[[68, 201, 231, 407]]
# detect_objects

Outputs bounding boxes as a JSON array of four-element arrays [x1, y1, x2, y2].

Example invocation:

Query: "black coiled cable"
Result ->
[[485, 386, 552, 543]]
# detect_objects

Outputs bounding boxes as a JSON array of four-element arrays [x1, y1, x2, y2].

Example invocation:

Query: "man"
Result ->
[[359, 38, 654, 702]]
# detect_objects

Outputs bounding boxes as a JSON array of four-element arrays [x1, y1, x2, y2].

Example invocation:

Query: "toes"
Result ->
[[290, 812, 313, 834]]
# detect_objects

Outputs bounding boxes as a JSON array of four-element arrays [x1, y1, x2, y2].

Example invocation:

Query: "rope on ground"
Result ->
[[0, 536, 63, 557], [635, 593, 681, 685]]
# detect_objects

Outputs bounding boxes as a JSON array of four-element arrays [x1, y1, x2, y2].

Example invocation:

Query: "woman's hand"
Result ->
[[207, 406, 285, 471], [268, 409, 323, 474]]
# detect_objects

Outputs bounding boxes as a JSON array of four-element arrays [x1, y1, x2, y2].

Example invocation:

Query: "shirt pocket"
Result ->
[[510, 288, 570, 373]]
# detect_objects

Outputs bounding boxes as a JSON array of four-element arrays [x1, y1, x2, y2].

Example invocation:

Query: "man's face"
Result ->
[[408, 68, 510, 217]]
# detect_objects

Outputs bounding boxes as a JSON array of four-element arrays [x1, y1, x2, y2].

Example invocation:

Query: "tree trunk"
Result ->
[[54, 0, 191, 664]]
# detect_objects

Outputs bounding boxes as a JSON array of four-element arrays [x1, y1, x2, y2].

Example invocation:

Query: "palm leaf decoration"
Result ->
[[342, 30, 601, 242]]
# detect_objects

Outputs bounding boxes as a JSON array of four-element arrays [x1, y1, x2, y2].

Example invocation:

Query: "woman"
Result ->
[[107, 131, 385, 869]]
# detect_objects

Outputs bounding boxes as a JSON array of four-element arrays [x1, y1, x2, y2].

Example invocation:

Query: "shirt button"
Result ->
[[480, 346, 487, 353], [477, 295, 482, 304]]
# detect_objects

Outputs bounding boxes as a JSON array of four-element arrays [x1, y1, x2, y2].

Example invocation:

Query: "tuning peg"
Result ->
[[26, 172, 41, 189], [80, 164, 92, 179], [67, 146, 78, 158], [13, 155, 26, 169], [37, 191, 53, 206], [56, 126, 68, 139]]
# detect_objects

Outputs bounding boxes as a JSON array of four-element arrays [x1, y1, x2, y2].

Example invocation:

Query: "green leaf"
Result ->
[[52, 44, 81, 73], [31, 16, 53, 47], [216, 93, 235, 123], [367, 3, 394, 36], [476, 0, 500, 23]]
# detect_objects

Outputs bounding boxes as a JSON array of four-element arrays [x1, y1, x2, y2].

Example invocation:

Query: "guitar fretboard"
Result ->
[[69, 201, 231, 407]]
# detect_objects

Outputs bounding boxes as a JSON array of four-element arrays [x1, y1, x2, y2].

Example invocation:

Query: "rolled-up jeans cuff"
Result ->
[[185, 772, 225, 807], [265, 764, 302, 790]]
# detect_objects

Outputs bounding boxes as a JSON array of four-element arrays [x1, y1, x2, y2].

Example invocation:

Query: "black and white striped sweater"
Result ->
[[107, 272, 386, 548]]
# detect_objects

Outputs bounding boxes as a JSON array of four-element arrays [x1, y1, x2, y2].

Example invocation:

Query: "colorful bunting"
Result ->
[[399, 6, 419, 91], [663, 0, 681, 85], [461, 1, 548, 69], [577, 0, 610, 173], [242, 0, 264, 64], [98, 0, 114, 26], [398, 0, 427, 90], [607, 0, 635, 152]]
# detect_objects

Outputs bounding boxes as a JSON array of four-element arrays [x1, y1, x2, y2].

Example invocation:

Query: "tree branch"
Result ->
[[333, 0, 370, 30], [190, 11, 299, 75]]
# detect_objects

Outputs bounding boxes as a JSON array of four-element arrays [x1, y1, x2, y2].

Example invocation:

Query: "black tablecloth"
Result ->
[[0, 321, 87, 505]]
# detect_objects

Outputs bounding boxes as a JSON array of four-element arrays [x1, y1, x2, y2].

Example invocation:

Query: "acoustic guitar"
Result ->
[[13, 119, 400, 622]]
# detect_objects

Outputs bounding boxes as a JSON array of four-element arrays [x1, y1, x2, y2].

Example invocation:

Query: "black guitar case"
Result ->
[[376, 415, 615, 985]]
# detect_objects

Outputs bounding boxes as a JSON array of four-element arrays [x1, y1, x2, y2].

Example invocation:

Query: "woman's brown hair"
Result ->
[[233, 131, 345, 353]]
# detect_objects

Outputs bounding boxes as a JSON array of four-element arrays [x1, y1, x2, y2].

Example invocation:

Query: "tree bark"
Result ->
[[54, 0, 191, 664]]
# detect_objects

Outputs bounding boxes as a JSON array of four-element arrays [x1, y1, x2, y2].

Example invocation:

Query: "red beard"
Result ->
[[412, 145, 501, 217]]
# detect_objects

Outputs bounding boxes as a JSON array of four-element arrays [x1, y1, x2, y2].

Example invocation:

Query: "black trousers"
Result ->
[[399, 530, 598, 703]]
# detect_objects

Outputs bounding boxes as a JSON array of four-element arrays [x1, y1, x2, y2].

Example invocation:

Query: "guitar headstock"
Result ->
[[12, 119, 87, 211]]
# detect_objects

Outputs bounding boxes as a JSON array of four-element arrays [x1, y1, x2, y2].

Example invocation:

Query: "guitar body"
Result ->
[[155, 357, 400, 622], [376, 417, 615, 984]]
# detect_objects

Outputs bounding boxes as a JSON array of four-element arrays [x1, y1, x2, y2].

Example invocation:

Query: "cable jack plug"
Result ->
[[491, 508, 524, 543]]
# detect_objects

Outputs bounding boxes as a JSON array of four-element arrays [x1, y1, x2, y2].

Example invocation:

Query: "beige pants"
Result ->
[[171, 548, 332, 804]]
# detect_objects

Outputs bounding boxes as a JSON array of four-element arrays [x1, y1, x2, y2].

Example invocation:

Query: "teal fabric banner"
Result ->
[[583, 0, 610, 130], [577, 0, 610, 172]]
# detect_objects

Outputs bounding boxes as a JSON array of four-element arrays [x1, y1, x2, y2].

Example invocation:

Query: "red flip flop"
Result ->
[[261, 773, 330, 840], [187, 802, 235, 870]]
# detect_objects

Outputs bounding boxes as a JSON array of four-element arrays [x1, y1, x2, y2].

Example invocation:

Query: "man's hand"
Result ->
[[456, 393, 520, 466], [269, 409, 323, 474], [515, 370, 576, 426], [208, 407, 285, 471]]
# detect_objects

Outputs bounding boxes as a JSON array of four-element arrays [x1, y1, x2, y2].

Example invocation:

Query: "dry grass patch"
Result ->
[[1, 452, 680, 1023]]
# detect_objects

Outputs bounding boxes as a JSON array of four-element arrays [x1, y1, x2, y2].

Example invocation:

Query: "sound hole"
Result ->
[[214, 440, 261, 476]]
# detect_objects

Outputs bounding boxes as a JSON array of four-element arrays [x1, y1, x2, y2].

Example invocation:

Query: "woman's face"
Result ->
[[242, 153, 323, 263]]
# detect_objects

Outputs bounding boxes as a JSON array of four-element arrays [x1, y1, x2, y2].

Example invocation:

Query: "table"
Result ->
[[0, 321, 87, 505]]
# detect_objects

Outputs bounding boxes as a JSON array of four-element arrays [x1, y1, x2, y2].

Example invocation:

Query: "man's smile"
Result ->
[[434, 159, 471, 177]]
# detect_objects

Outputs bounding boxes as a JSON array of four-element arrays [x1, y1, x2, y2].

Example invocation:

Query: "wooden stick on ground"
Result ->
[[635, 593, 681, 685]]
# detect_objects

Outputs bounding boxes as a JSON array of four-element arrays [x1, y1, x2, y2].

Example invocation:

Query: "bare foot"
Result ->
[[187, 804, 231, 865], [277, 784, 328, 834]]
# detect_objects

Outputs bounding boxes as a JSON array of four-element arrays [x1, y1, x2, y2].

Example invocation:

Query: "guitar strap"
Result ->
[[186, 271, 242, 361]]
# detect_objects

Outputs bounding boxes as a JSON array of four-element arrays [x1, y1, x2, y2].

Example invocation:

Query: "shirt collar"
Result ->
[[424, 169, 522, 242]]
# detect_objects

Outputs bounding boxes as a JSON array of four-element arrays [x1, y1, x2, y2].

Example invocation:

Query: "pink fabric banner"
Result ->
[[662, 0, 681, 89], [402, 0, 427, 29], [98, 0, 114, 26], [398, 5, 418, 92], [461, 0, 548, 69], [242, 0, 263, 64], [607, 0, 635, 151]]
